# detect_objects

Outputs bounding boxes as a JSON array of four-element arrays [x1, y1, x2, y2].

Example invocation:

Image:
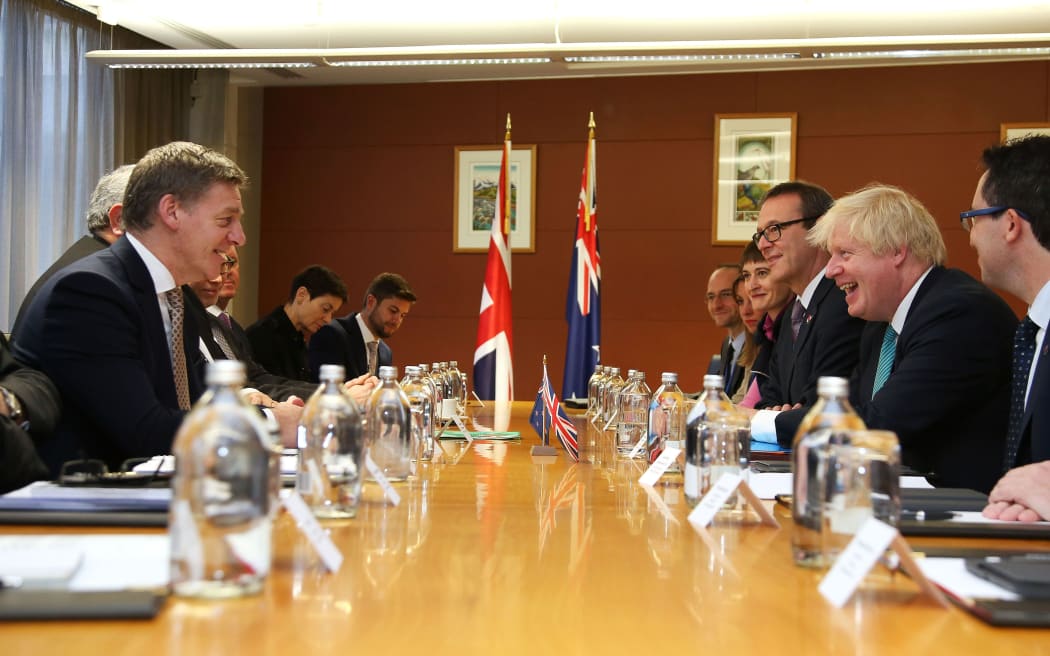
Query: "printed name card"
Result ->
[[627, 435, 647, 460], [638, 446, 681, 487], [365, 454, 402, 506], [452, 414, 474, 443], [818, 517, 947, 608], [282, 492, 344, 573], [686, 473, 780, 528]]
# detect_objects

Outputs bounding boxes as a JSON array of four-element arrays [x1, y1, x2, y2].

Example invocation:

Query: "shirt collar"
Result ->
[[730, 330, 747, 353], [206, 304, 222, 317], [125, 232, 176, 295], [799, 266, 827, 310], [889, 267, 934, 334], [355, 312, 377, 343], [1028, 279, 1050, 330]]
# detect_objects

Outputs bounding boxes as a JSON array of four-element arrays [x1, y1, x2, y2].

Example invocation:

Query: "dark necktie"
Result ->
[[164, 288, 192, 411], [211, 320, 236, 360], [791, 299, 807, 341], [218, 311, 233, 331], [723, 342, 736, 384], [1005, 316, 1040, 470], [871, 325, 898, 398]]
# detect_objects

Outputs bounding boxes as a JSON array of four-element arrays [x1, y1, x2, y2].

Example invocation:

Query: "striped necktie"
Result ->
[[871, 325, 897, 398]]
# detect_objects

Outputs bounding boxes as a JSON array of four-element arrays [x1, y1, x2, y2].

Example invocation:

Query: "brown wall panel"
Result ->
[[261, 61, 1047, 398]]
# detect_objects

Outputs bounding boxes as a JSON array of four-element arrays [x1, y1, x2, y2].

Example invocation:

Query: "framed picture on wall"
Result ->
[[712, 113, 797, 245], [453, 145, 536, 253], [1001, 122, 1050, 142]]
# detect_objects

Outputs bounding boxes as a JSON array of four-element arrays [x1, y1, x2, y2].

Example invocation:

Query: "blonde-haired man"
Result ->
[[806, 184, 1016, 491]]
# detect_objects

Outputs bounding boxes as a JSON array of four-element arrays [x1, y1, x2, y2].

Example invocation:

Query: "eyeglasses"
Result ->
[[220, 256, 238, 274], [705, 290, 736, 303], [959, 206, 1031, 232], [752, 216, 818, 246]]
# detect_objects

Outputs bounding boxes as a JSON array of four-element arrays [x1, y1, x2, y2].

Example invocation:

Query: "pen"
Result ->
[[901, 510, 955, 521]]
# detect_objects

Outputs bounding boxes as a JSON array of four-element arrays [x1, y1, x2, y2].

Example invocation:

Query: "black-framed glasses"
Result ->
[[752, 216, 818, 246], [959, 206, 1031, 232], [220, 255, 238, 275]]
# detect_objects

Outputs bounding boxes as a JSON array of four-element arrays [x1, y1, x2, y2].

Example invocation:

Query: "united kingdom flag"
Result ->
[[473, 115, 514, 403], [562, 113, 601, 401], [530, 358, 580, 461]]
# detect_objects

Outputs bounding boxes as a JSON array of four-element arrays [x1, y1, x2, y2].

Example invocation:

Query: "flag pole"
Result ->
[[531, 354, 559, 458]]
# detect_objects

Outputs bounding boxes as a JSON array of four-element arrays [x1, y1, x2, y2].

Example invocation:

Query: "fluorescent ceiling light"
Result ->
[[327, 57, 551, 67], [565, 53, 802, 63], [817, 46, 1050, 59]]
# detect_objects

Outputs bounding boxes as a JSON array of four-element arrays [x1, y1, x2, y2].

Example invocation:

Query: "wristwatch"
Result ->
[[0, 386, 29, 432]]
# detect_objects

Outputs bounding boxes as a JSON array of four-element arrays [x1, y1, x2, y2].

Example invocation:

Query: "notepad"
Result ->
[[440, 431, 520, 440]]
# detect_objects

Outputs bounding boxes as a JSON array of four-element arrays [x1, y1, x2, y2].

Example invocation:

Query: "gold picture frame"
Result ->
[[453, 145, 536, 253], [1001, 122, 1050, 142], [712, 113, 797, 245]]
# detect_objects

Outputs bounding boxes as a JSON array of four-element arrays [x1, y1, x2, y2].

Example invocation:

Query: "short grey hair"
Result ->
[[86, 165, 134, 234]]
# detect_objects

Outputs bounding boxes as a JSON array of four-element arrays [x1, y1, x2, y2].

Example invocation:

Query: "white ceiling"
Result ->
[[69, 1, 1050, 86]]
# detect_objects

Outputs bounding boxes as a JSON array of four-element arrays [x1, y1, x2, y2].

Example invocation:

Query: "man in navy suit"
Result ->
[[705, 264, 746, 399], [14, 141, 300, 473], [11, 165, 132, 336], [749, 181, 865, 444], [309, 272, 416, 382], [807, 185, 1015, 492], [968, 136, 1050, 519]]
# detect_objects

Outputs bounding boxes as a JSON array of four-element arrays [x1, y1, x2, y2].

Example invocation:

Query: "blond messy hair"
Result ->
[[807, 184, 946, 266]]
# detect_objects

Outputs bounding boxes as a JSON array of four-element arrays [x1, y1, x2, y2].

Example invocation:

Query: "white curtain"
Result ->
[[0, 0, 115, 331]]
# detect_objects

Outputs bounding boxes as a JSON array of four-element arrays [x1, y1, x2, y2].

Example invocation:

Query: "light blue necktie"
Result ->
[[871, 325, 898, 398]]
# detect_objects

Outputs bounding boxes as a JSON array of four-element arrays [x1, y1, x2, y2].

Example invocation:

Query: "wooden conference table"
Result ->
[[3, 401, 1050, 654]]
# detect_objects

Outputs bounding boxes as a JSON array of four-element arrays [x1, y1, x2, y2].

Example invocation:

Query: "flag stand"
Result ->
[[532, 355, 559, 456]]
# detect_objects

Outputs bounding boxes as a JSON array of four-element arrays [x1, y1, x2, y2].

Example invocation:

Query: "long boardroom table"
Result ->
[[3, 401, 1050, 654]]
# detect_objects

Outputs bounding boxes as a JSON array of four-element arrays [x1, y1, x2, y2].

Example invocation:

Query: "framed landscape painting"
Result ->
[[453, 145, 536, 252]]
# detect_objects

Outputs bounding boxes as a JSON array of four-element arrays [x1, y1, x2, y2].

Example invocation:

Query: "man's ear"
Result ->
[[108, 203, 124, 236], [364, 294, 377, 313], [157, 194, 179, 230]]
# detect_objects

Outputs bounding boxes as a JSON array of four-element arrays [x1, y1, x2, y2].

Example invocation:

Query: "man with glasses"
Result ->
[[806, 185, 1014, 491], [705, 264, 746, 398], [967, 136, 1050, 520], [747, 181, 864, 445]]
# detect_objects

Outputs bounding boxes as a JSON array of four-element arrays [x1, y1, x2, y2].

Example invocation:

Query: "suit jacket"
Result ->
[[1013, 311, 1050, 469], [855, 268, 1014, 492], [12, 234, 109, 336], [759, 276, 865, 440], [184, 291, 317, 401], [718, 335, 747, 400], [308, 313, 392, 382], [12, 237, 205, 474], [0, 333, 56, 491]]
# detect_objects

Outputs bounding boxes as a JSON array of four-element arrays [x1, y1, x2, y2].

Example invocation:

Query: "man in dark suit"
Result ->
[[806, 185, 1015, 492], [0, 332, 57, 492], [11, 165, 133, 336], [308, 272, 417, 382], [705, 264, 746, 398], [13, 141, 300, 473], [967, 136, 1050, 519], [749, 181, 865, 442]]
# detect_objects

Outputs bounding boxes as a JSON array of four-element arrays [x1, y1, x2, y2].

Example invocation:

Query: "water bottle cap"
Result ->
[[405, 365, 420, 375], [817, 376, 849, 396], [609, 367, 621, 376], [594, 364, 603, 373], [449, 360, 458, 367], [627, 369, 637, 378], [703, 374, 725, 388], [206, 359, 246, 385], [318, 364, 345, 382], [419, 363, 429, 371], [635, 370, 645, 379], [661, 372, 678, 383], [379, 365, 399, 379]]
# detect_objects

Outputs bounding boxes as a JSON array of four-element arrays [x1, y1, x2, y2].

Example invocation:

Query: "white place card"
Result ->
[[638, 446, 681, 487], [282, 492, 344, 573], [687, 474, 781, 528], [688, 472, 742, 526], [452, 414, 474, 442], [819, 517, 898, 607], [627, 435, 647, 459], [365, 454, 402, 506]]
